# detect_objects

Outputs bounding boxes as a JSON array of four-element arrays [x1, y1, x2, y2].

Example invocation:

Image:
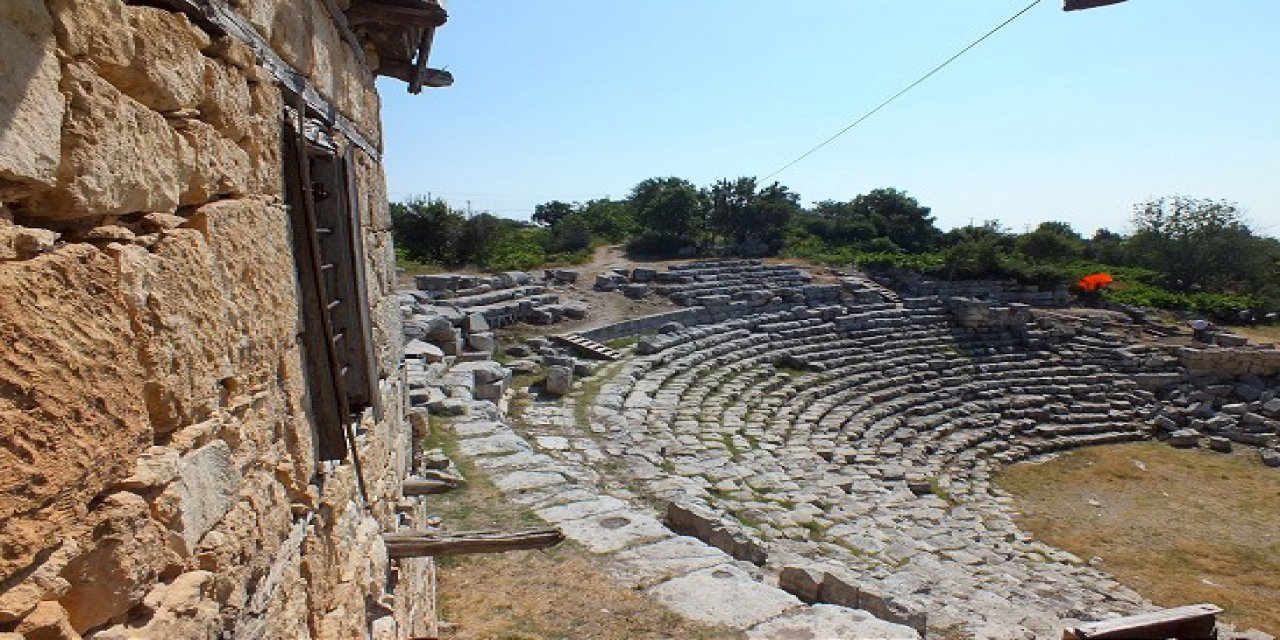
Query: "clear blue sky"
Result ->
[[378, 1, 1280, 236]]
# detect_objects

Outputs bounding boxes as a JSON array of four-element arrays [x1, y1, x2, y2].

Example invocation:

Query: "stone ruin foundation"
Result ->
[[400, 259, 1280, 639]]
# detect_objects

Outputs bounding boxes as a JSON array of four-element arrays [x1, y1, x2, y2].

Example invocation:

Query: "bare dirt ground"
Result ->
[[996, 442, 1280, 635], [493, 245, 685, 341]]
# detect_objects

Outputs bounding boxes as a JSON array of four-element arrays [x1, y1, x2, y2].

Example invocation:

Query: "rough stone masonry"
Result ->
[[1, 0, 443, 637]]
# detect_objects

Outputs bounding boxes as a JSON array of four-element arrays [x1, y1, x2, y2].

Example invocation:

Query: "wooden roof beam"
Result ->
[[377, 59, 453, 90], [347, 0, 447, 29]]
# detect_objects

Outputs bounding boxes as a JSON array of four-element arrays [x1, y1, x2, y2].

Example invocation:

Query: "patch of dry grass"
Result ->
[[1231, 324, 1280, 345], [996, 442, 1280, 634], [438, 548, 744, 640]]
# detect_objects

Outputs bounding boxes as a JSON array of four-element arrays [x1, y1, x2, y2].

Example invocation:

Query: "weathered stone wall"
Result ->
[[1, 1, 427, 638], [1179, 345, 1280, 377]]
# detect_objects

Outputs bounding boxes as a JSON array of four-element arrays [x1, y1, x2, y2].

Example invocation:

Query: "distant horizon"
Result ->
[[379, 1, 1279, 238]]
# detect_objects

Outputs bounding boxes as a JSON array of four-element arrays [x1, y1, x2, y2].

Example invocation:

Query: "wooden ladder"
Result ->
[[552, 333, 624, 360]]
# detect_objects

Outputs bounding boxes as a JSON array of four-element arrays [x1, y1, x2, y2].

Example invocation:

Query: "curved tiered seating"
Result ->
[[574, 294, 1163, 631]]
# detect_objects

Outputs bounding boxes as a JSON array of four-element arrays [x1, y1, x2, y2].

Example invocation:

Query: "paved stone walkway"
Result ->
[[431, 397, 920, 638]]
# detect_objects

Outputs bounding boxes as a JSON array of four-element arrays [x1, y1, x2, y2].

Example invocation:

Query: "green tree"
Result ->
[[1016, 221, 1084, 262], [532, 200, 573, 227], [626, 177, 707, 255], [752, 182, 800, 247], [707, 178, 799, 247], [1127, 196, 1263, 291], [941, 222, 1015, 280], [576, 198, 635, 243], [389, 197, 465, 264], [849, 188, 942, 253], [1085, 228, 1127, 264], [544, 213, 593, 254]]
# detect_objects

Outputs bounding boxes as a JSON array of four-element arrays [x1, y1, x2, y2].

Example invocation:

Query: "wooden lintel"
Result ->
[[403, 476, 463, 496], [383, 528, 564, 558], [377, 60, 454, 89], [347, 1, 447, 29]]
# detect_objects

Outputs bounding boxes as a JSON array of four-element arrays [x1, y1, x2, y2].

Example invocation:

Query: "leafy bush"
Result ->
[[626, 231, 691, 257]]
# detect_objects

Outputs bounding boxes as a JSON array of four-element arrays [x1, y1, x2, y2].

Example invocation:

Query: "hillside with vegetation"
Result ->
[[391, 179, 1279, 320]]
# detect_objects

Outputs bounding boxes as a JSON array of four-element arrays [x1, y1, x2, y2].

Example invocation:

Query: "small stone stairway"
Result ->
[[843, 273, 904, 306], [553, 333, 623, 360]]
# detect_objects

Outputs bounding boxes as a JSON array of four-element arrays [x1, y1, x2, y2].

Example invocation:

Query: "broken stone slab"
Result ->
[[112, 445, 179, 492], [427, 398, 469, 417], [467, 331, 495, 352], [1207, 436, 1233, 453], [665, 501, 767, 566], [463, 312, 490, 334], [594, 273, 625, 291], [777, 566, 929, 636], [1167, 429, 1202, 448], [631, 267, 657, 282], [415, 274, 458, 291], [646, 564, 801, 629], [452, 361, 510, 386], [474, 381, 504, 401], [1229, 432, 1278, 447], [545, 268, 579, 283], [545, 365, 573, 396], [746, 604, 920, 640], [1261, 449, 1280, 468], [403, 339, 444, 363]]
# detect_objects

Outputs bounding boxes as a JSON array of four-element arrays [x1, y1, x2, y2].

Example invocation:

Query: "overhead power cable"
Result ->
[[761, 0, 1044, 182]]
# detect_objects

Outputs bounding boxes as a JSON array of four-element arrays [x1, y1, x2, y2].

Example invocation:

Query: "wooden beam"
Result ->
[[377, 60, 454, 88], [1063, 603, 1221, 640], [383, 528, 564, 558], [403, 476, 463, 496], [1063, 0, 1127, 10], [319, 0, 369, 69], [134, 0, 381, 161], [346, 1, 447, 29], [408, 27, 436, 94]]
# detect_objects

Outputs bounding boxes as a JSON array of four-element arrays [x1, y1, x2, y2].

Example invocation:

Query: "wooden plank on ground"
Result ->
[[1063, 603, 1222, 640], [384, 528, 564, 558], [403, 477, 463, 496]]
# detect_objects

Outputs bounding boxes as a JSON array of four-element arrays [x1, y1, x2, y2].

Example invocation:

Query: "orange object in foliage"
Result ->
[[1077, 273, 1114, 292]]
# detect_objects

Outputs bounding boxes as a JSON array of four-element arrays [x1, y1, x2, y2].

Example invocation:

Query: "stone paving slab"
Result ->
[[555, 509, 673, 554], [646, 564, 802, 628], [745, 603, 920, 639], [609, 536, 735, 588], [457, 433, 530, 457], [491, 470, 566, 493], [535, 496, 629, 524]]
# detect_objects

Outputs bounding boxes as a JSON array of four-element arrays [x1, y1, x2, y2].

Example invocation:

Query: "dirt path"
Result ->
[[497, 246, 684, 339]]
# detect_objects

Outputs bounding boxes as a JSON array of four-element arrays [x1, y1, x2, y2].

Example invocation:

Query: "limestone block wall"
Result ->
[[1180, 346, 1280, 377], [1, 1, 427, 638]]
